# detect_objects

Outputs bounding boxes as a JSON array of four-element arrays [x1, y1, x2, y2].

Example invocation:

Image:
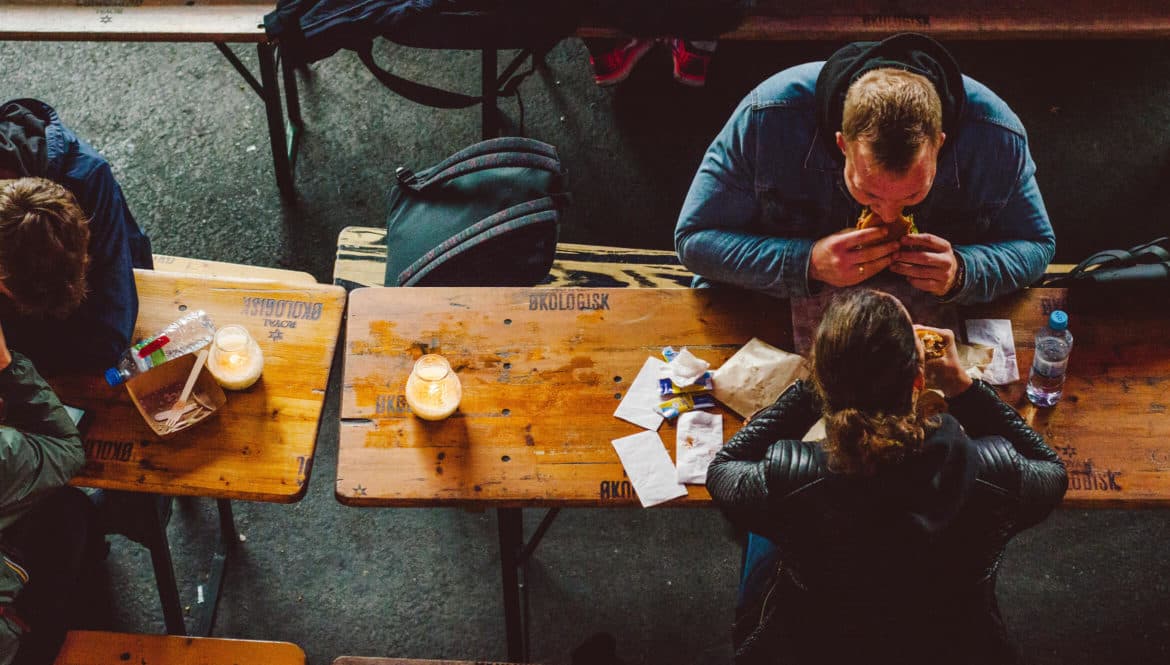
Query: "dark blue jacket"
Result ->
[[0, 99, 152, 375]]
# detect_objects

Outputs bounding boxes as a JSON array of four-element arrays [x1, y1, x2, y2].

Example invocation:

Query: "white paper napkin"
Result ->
[[675, 411, 724, 485], [667, 347, 711, 387], [964, 319, 1019, 384], [611, 431, 689, 507], [613, 357, 668, 430]]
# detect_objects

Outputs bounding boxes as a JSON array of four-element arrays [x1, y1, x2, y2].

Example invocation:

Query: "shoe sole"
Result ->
[[593, 40, 657, 87]]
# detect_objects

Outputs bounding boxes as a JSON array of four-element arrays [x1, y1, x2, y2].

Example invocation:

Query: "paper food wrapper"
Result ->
[[675, 411, 724, 485], [964, 319, 1019, 384], [613, 357, 668, 431], [712, 338, 808, 419], [611, 431, 689, 507]]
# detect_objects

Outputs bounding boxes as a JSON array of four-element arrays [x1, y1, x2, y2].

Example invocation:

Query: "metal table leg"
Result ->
[[497, 507, 562, 662], [192, 499, 238, 636], [142, 494, 185, 635]]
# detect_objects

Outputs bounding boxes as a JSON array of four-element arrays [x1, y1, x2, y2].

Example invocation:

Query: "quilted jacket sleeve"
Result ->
[[947, 380, 1068, 527], [708, 381, 823, 533]]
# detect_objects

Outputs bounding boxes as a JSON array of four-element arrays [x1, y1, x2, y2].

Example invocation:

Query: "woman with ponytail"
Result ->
[[708, 288, 1068, 664]]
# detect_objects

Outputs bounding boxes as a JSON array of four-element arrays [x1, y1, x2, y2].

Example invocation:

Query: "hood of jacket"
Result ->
[[842, 413, 979, 537], [814, 32, 966, 156], [0, 99, 54, 179]]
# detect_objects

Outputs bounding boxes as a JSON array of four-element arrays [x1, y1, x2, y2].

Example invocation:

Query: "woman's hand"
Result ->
[[915, 325, 973, 398]]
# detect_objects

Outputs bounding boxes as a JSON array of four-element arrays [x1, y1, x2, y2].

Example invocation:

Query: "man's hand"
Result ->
[[915, 325, 973, 398], [809, 227, 899, 288], [891, 233, 959, 296]]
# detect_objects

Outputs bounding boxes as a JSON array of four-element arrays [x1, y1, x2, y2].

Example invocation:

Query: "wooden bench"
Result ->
[[55, 630, 305, 665], [578, 0, 1170, 40], [0, 0, 301, 200], [334, 225, 1073, 290], [334, 226, 693, 290]]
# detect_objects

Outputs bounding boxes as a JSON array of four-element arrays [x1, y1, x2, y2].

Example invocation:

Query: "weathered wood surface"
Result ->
[[968, 289, 1170, 508], [154, 254, 318, 285], [334, 226, 692, 291], [579, 0, 1170, 40], [333, 226, 1072, 292], [49, 269, 346, 503], [341, 286, 1170, 508], [0, 0, 270, 42], [54, 631, 305, 665], [339, 287, 790, 507]]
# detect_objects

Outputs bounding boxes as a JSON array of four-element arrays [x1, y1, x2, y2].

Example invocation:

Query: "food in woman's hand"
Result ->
[[916, 329, 949, 360], [857, 207, 918, 240]]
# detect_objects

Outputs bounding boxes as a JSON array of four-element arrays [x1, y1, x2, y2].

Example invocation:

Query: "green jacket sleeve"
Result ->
[[0, 352, 85, 527]]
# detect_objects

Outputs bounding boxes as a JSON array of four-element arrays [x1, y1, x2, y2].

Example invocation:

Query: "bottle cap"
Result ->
[[104, 367, 126, 387], [1048, 310, 1069, 332]]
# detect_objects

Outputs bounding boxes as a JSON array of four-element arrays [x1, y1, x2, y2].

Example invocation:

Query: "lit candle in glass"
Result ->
[[404, 354, 462, 421], [207, 324, 264, 390]]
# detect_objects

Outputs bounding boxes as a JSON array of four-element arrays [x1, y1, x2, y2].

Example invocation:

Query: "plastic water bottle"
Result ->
[[104, 310, 217, 386], [1026, 310, 1073, 407]]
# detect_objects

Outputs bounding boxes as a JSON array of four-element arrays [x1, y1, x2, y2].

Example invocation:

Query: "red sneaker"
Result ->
[[589, 38, 657, 87], [671, 38, 713, 87]]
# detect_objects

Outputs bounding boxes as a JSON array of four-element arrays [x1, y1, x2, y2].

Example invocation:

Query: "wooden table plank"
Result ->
[[341, 286, 1170, 509], [339, 287, 790, 507], [0, 2, 269, 42], [49, 269, 346, 503], [154, 254, 318, 285], [580, 0, 1170, 40], [55, 630, 305, 665]]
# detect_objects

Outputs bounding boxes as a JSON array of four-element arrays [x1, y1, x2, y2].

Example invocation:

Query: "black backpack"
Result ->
[[383, 137, 568, 287]]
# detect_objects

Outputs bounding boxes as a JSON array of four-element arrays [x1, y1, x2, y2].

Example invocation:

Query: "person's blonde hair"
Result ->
[[841, 68, 943, 174], [0, 177, 90, 318]]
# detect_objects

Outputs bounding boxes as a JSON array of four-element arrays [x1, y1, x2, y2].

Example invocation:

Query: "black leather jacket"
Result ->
[[708, 379, 1068, 664]]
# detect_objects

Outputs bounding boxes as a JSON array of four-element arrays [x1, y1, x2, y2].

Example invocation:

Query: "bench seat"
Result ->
[[54, 630, 305, 665]]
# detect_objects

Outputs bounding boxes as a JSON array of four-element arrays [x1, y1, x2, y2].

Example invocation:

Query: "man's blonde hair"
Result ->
[[841, 68, 943, 174], [0, 177, 90, 318]]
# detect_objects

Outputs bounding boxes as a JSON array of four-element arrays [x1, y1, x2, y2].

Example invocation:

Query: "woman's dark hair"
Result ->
[[812, 289, 926, 476]]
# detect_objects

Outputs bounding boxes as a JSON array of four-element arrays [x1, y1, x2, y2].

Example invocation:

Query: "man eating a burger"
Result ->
[[674, 33, 1055, 304]]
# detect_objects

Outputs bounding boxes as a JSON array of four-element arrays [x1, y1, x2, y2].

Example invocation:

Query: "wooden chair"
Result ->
[[54, 630, 305, 665]]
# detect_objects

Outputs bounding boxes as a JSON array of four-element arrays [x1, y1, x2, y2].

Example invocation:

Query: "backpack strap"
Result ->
[[356, 42, 482, 109], [398, 152, 563, 193], [420, 138, 559, 175], [398, 197, 558, 286]]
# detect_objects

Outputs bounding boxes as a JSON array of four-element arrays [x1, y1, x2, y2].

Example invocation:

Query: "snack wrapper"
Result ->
[[658, 372, 714, 397], [655, 393, 716, 420]]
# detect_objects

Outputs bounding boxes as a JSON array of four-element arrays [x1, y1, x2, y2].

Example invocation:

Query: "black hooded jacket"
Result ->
[[707, 379, 1068, 664], [814, 32, 966, 154]]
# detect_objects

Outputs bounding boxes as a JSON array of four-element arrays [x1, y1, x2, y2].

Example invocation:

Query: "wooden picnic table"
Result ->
[[340, 285, 1170, 509], [45, 266, 345, 636], [51, 268, 346, 502], [339, 284, 1170, 661]]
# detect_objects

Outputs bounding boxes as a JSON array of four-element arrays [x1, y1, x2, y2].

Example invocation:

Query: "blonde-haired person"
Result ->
[[0, 99, 152, 376], [708, 288, 1068, 664], [676, 33, 1055, 304]]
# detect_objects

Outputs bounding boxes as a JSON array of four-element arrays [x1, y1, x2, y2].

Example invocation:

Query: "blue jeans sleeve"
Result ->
[[947, 151, 1055, 304], [675, 95, 817, 299]]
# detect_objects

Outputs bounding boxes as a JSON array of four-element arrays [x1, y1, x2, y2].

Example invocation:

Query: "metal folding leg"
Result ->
[[215, 41, 303, 201], [497, 507, 561, 662], [140, 495, 238, 637]]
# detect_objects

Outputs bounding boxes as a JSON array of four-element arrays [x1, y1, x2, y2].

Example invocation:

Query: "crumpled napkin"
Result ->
[[664, 347, 711, 387], [675, 411, 724, 485], [712, 337, 807, 418], [611, 431, 689, 507]]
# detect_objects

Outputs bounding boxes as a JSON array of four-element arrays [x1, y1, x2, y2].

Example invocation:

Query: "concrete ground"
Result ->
[[3, 35, 1169, 665]]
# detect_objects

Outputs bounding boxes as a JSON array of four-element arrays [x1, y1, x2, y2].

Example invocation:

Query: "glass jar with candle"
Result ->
[[207, 325, 264, 390], [405, 354, 462, 421]]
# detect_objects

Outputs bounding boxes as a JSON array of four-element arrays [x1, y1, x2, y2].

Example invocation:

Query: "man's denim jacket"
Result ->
[[675, 62, 1055, 304]]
